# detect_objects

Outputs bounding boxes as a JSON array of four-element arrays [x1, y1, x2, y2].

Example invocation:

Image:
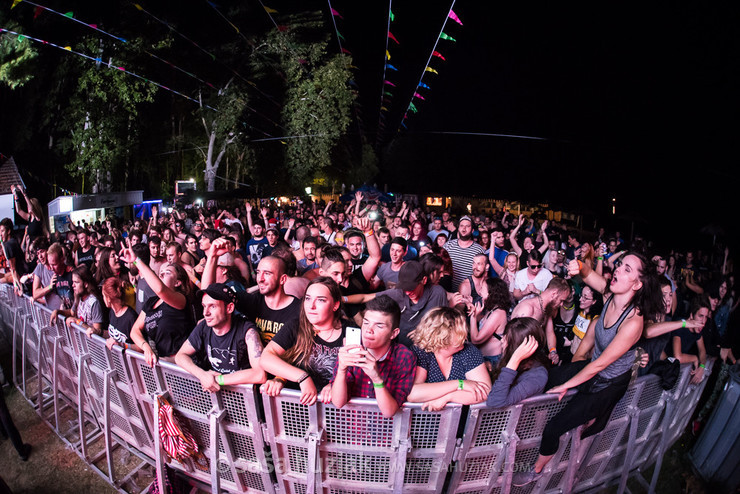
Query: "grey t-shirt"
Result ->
[[33, 264, 62, 310], [377, 285, 449, 348]]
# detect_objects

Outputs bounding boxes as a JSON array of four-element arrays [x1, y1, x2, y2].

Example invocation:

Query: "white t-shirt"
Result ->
[[513, 268, 553, 299]]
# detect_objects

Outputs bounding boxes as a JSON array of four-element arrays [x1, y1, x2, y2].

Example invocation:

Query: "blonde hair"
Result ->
[[408, 307, 468, 353]]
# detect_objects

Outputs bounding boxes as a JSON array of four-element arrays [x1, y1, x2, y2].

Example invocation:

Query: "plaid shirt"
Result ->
[[332, 343, 417, 407]]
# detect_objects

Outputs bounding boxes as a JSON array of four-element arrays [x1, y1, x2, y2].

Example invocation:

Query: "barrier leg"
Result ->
[[617, 407, 640, 494], [103, 369, 115, 483], [209, 407, 226, 494]]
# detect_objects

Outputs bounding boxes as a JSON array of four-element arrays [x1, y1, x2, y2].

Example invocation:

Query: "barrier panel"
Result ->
[[0, 291, 717, 494]]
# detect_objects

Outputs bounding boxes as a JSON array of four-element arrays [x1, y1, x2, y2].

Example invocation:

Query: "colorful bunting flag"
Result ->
[[432, 51, 446, 61], [439, 32, 456, 42], [380, 106, 389, 112], [11, 0, 23, 8], [337, 32, 345, 41], [386, 50, 391, 60], [418, 83, 430, 90], [33, 6, 43, 19], [413, 93, 425, 100], [384, 80, 396, 87], [409, 102, 418, 113], [263, 6, 278, 14], [384, 91, 393, 97], [64, 11, 73, 18], [425, 67, 439, 75], [388, 32, 399, 44], [331, 8, 343, 19], [387, 64, 398, 71], [389, 10, 395, 22], [341, 48, 351, 55], [448, 10, 463, 25]]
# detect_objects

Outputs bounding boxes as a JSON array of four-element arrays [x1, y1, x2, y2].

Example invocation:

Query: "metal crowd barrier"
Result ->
[[0, 285, 716, 494]]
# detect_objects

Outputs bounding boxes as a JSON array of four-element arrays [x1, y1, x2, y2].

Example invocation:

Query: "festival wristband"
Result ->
[[364, 230, 374, 236], [549, 348, 557, 353], [373, 381, 385, 389], [342, 296, 349, 303], [457, 379, 464, 391], [597, 256, 604, 260], [297, 372, 310, 384], [681, 319, 687, 328], [577, 261, 584, 271], [699, 363, 705, 369], [132, 258, 139, 266], [216, 375, 225, 386]]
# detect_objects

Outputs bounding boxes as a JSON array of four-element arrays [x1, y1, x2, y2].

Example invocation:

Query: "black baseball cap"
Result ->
[[397, 261, 426, 291], [198, 283, 238, 305]]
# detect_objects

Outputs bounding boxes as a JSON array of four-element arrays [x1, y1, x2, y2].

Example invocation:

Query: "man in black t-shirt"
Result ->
[[74, 229, 96, 269], [242, 256, 302, 344], [176, 283, 266, 392]]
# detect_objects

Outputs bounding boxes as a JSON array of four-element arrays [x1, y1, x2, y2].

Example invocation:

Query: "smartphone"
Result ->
[[346, 326, 362, 352]]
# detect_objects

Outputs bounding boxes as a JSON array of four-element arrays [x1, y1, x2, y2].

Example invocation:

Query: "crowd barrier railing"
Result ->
[[0, 285, 715, 494]]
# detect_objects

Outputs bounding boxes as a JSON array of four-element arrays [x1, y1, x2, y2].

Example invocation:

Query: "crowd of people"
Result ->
[[1, 185, 737, 486]]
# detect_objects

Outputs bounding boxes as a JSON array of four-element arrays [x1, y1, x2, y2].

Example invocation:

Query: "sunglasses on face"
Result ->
[[529, 264, 541, 269]]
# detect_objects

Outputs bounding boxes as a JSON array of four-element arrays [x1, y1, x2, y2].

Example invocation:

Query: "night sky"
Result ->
[[3, 1, 739, 247]]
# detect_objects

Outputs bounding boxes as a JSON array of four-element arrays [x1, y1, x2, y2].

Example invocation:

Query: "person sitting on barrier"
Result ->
[[260, 276, 349, 405], [667, 295, 711, 384], [510, 277, 572, 365], [405, 307, 491, 411], [513, 252, 663, 486], [469, 278, 513, 368], [486, 317, 550, 408], [175, 283, 266, 392], [103, 277, 141, 352], [122, 243, 195, 366], [49, 264, 105, 337], [331, 296, 417, 418]]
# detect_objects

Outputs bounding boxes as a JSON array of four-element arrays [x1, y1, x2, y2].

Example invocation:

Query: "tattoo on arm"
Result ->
[[246, 328, 264, 359]]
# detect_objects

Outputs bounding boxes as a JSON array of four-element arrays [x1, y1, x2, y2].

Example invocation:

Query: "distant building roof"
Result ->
[[0, 156, 25, 195]]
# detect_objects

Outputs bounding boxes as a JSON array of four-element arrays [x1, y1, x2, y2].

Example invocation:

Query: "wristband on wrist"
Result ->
[[275, 377, 287, 384], [132, 257, 139, 266], [342, 296, 349, 303], [699, 363, 706, 369], [549, 347, 557, 353], [597, 256, 604, 260], [364, 230, 374, 236], [297, 372, 310, 384], [216, 374, 225, 386], [681, 319, 687, 328], [373, 381, 385, 389], [457, 379, 464, 391], [577, 260, 584, 271]]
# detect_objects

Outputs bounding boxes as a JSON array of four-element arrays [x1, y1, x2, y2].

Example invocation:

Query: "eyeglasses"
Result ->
[[529, 264, 541, 269]]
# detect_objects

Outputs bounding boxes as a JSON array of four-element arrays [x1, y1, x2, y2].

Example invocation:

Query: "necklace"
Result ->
[[314, 326, 339, 338], [537, 293, 545, 314], [563, 303, 575, 311]]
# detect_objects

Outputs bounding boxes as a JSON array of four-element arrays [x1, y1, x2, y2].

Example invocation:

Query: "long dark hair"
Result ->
[[491, 317, 550, 382], [283, 276, 343, 368], [620, 251, 664, 322], [72, 264, 102, 313], [484, 278, 512, 312]]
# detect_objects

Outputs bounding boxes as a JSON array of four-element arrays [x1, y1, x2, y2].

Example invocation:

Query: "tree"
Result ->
[[196, 80, 249, 191], [253, 13, 355, 189], [0, 22, 38, 90], [58, 38, 155, 193]]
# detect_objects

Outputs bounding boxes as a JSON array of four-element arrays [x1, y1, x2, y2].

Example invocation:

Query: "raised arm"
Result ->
[[199, 238, 231, 290], [537, 221, 549, 254], [11, 185, 30, 221], [567, 258, 608, 295], [120, 244, 186, 310], [358, 217, 382, 283], [509, 215, 524, 257]]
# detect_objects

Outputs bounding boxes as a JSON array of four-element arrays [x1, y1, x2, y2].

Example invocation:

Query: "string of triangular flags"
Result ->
[[376, 1, 398, 142], [397, 5, 462, 133]]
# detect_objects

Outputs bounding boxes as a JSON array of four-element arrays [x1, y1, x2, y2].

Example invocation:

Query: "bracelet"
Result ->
[[342, 296, 349, 303], [373, 381, 385, 389], [132, 257, 139, 266], [275, 377, 287, 384], [549, 347, 557, 353], [297, 372, 310, 384], [699, 363, 705, 369], [577, 261, 584, 271], [597, 256, 604, 260], [457, 379, 464, 391], [681, 319, 687, 328], [216, 374, 225, 386], [123, 343, 128, 350], [364, 230, 374, 236]]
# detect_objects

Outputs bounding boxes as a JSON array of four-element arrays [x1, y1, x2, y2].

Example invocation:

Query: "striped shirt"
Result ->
[[444, 239, 485, 291]]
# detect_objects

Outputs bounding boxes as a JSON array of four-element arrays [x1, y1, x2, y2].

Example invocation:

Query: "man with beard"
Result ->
[[176, 283, 266, 391], [487, 229, 509, 279], [444, 216, 485, 291], [511, 276, 571, 365], [243, 254, 302, 345], [458, 254, 489, 306], [297, 236, 319, 275]]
